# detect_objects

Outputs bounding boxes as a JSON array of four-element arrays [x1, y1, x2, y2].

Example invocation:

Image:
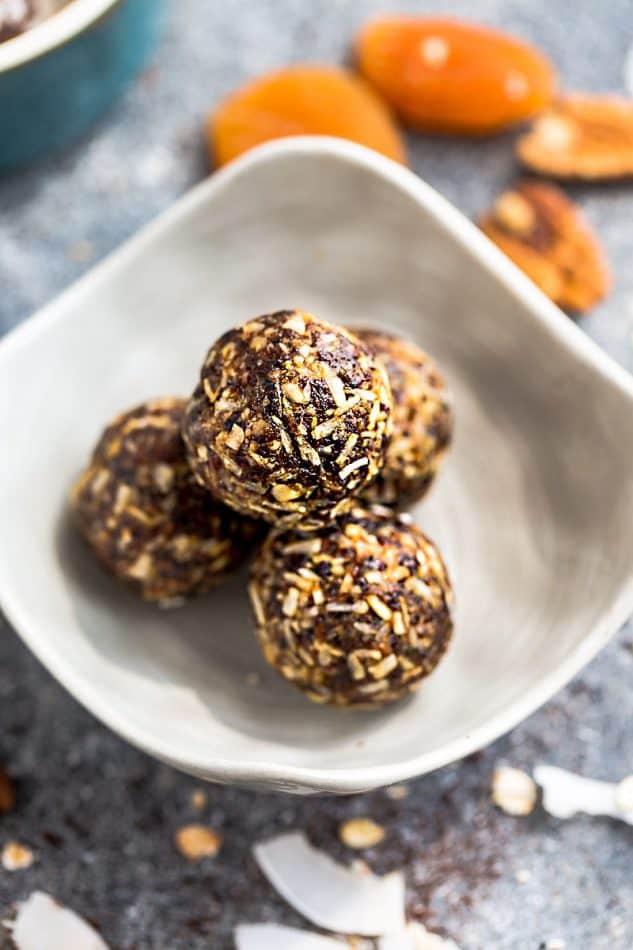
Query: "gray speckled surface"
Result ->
[[1, 1, 632, 947]]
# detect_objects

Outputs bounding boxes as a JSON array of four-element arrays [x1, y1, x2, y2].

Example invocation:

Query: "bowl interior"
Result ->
[[1, 140, 632, 792]]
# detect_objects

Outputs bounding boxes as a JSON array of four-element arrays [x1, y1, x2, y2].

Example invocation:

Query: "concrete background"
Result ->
[[1, 1, 632, 947]]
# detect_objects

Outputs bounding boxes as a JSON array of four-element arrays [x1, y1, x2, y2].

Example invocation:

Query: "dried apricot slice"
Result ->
[[208, 65, 406, 167], [479, 181, 610, 313], [517, 95, 633, 179], [356, 17, 555, 135]]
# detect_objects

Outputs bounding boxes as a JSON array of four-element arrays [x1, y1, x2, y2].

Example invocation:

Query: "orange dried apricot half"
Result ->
[[208, 65, 406, 167], [356, 17, 556, 135]]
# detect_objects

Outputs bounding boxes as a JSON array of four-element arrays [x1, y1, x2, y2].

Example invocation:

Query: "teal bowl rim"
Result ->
[[0, 0, 121, 73]]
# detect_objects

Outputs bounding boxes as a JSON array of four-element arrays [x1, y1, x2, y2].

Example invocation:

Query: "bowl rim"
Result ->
[[1, 136, 633, 793], [0, 0, 121, 74]]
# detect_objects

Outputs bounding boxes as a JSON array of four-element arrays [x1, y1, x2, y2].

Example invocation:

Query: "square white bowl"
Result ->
[[1, 137, 632, 794]]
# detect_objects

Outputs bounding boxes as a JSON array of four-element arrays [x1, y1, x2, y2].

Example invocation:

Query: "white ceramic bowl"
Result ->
[[1, 138, 632, 794]]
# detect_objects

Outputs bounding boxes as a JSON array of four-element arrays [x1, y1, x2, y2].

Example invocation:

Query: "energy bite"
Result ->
[[249, 505, 453, 707], [355, 329, 453, 506], [0, 1, 66, 44], [71, 398, 260, 605], [183, 310, 392, 526]]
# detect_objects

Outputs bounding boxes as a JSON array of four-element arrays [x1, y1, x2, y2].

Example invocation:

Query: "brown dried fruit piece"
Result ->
[[208, 65, 406, 167], [479, 181, 610, 313], [517, 95, 633, 179], [0, 768, 15, 814]]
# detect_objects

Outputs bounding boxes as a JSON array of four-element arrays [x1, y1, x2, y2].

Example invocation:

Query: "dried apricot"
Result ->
[[479, 181, 610, 313], [208, 65, 406, 167], [517, 95, 633, 179], [356, 17, 556, 135]]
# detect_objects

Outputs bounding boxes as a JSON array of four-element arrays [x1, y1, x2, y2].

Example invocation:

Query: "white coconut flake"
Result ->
[[379, 922, 461, 949], [615, 775, 633, 813], [10, 892, 109, 950], [253, 832, 405, 936], [234, 923, 344, 949], [534, 765, 633, 825]]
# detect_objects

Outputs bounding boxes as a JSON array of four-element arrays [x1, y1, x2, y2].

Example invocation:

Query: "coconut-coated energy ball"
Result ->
[[249, 505, 453, 707], [183, 311, 393, 526], [71, 398, 261, 605], [354, 329, 453, 507]]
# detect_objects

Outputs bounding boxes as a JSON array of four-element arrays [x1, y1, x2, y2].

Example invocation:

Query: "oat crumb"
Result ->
[[614, 774, 633, 814], [175, 824, 222, 860], [386, 783, 409, 800], [190, 789, 207, 812], [339, 817, 385, 849], [2, 841, 35, 871]]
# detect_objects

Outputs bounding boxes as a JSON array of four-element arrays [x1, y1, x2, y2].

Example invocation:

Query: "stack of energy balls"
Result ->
[[72, 310, 454, 709]]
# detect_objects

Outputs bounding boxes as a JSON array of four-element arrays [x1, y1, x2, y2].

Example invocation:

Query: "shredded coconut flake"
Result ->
[[235, 923, 344, 949], [379, 922, 461, 949], [10, 892, 109, 950], [534, 765, 633, 825], [253, 832, 405, 936]]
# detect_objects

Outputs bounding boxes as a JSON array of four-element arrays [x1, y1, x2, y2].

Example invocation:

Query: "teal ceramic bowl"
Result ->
[[0, 0, 164, 174]]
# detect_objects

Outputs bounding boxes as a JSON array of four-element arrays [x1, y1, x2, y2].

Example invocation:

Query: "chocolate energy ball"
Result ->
[[0, 1, 65, 44], [183, 311, 393, 527], [355, 329, 453, 507], [71, 398, 261, 605], [249, 505, 453, 707], [0, 0, 31, 42]]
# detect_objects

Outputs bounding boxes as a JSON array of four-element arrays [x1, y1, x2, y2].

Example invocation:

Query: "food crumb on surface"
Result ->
[[174, 824, 222, 860], [2, 841, 35, 871], [385, 784, 409, 801], [339, 817, 386, 849], [491, 765, 537, 816], [345, 937, 374, 949], [189, 789, 207, 812]]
